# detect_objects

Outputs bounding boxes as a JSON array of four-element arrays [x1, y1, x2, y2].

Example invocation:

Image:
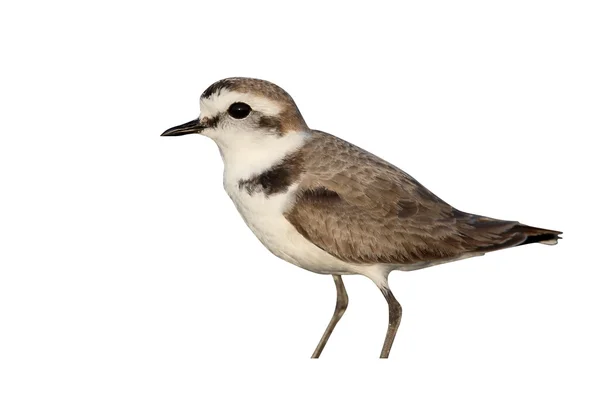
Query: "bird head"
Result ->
[[161, 78, 309, 147]]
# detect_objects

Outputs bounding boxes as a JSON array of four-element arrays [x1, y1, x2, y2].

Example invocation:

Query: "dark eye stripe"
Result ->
[[204, 115, 219, 128], [258, 115, 282, 132]]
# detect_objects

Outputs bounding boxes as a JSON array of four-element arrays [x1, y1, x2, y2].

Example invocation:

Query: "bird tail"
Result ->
[[510, 224, 562, 246], [454, 210, 562, 252]]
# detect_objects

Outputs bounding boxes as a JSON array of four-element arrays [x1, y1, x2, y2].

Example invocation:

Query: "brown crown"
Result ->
[[202, 77, 309, 134]]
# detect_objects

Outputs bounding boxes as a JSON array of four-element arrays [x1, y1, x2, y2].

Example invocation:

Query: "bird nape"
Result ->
[[162, 77, 562, 358]]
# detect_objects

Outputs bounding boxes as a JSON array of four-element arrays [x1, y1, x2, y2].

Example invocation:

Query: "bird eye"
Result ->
[[228, 102, 252, 119]]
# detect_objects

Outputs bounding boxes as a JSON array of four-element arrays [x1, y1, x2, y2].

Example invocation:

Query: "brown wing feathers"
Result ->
[[284, 131, 561, 266]]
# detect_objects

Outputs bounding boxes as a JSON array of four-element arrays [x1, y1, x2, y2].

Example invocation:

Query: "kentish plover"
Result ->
[[162, 77, 561, 358]]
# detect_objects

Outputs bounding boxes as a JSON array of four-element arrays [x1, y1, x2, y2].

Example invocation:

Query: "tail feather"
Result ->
[[510, 224, 562, 246], [454, 210, 562, 252]]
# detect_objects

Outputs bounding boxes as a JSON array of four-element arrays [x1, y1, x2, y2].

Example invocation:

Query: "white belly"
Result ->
[[224, 181, 359, 275]]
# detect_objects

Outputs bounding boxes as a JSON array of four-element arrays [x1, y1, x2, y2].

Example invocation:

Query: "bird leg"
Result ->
[[379, 286, 402, 359], [311, 275, 349, 358]]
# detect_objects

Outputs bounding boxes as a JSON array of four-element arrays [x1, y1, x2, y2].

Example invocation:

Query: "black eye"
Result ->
[[228, 102, 252, 119]]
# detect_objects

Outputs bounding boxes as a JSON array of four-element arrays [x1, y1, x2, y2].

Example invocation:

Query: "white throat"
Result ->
[[211, 129, 309, 183]]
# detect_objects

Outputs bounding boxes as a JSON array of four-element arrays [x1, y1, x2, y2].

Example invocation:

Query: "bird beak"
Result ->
[[161, 119, 204, 136]]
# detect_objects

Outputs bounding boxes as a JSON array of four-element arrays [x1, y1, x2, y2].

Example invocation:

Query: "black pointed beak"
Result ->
[[161, 119, 204, 136]]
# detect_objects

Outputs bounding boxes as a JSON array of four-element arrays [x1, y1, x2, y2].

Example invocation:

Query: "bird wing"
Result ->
[[284, 131, 558, 266]]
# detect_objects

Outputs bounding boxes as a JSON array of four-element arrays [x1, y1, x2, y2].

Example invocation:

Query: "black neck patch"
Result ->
[[238, 152, 304, 197]]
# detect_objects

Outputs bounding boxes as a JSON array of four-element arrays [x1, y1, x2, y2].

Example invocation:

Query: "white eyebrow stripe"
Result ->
[[200, 90, 282, 119]]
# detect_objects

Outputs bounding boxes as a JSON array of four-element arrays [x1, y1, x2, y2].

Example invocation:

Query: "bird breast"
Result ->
[[223, 177, 360, 276]]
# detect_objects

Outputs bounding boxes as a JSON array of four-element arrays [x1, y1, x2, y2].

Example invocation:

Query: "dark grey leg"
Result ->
[[311, 275, 349, 358], [379, 287, 402, 359]]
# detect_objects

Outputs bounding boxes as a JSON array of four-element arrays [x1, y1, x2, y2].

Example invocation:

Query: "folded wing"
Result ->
[[284, 131, 561, 266]]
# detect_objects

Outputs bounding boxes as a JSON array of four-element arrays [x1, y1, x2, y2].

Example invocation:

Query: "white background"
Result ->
[[1, 1, 598, 399]]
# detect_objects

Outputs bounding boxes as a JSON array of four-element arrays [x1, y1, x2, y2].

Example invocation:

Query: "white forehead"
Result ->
[[199, 89, 282, 119]]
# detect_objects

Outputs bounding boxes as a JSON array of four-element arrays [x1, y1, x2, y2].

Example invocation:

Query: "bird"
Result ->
[[161, 77, 561, 358]]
